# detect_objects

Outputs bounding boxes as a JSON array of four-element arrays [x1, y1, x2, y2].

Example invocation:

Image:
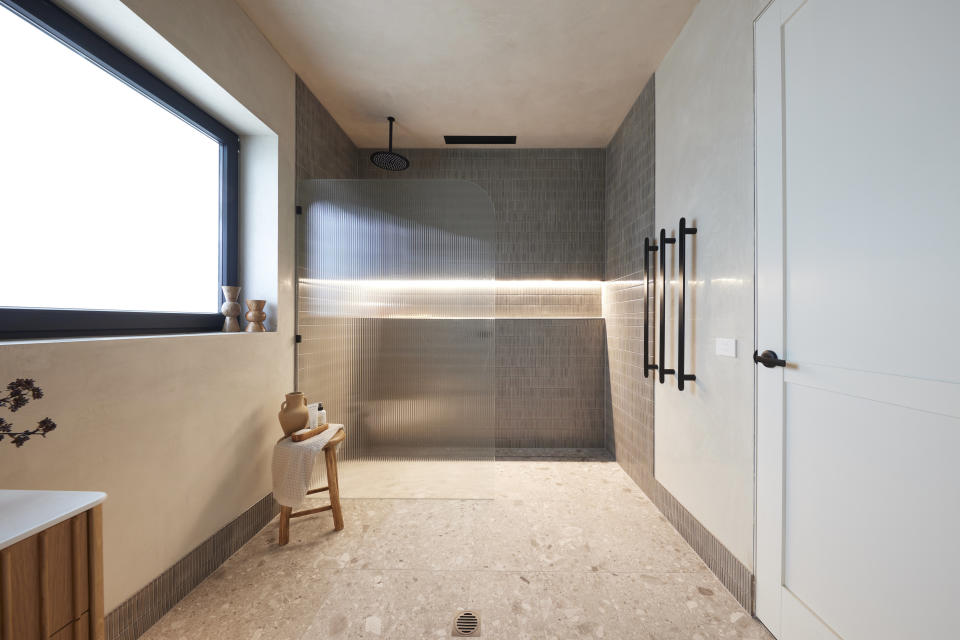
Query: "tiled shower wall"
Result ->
[[497, 319, 605, 448], [295, 76, 357, 180], [603, 77, 753, 610], [357, 148, 607, 448], [358, 148, 605, 280], [604, 78, 657, 481]]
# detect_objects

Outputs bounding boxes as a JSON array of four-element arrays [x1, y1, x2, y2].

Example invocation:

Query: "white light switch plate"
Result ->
[[715, 337, 737, 358]]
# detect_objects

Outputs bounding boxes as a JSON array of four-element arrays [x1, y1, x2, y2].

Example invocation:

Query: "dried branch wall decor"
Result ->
[[0, 378, 57, 448]]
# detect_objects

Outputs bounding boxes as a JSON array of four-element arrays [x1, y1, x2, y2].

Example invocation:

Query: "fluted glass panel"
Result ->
[[297, 180, 495, 498]]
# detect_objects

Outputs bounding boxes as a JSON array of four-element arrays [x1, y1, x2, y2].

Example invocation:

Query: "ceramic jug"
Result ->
[[278, 392, 309, 436]]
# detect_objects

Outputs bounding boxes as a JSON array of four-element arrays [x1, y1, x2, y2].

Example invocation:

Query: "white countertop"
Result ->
[[0, 490, 106, 551]]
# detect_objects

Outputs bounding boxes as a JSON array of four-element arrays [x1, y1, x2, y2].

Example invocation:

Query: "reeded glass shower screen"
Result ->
[[296, 180, 496, 498]]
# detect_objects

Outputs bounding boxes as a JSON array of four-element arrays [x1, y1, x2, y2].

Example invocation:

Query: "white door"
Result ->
[[755, 0, 960, 638]]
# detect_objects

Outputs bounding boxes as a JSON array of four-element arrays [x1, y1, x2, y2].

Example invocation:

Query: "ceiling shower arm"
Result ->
[[370, 116, 409, 171]]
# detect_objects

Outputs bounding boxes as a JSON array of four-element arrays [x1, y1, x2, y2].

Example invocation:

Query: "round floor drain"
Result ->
[[452, 610, 480, 637]]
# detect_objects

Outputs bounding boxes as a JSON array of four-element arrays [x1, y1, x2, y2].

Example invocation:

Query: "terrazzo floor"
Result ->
[[141, 457, 773, 639]]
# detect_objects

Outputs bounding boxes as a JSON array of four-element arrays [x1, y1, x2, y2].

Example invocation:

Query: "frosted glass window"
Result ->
[[0, 4, 222, 314]]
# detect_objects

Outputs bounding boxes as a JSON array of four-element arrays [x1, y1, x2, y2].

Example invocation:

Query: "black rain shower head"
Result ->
[[370, 116, 410, 171]]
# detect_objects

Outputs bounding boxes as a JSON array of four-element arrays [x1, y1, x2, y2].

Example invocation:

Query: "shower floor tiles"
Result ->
[[140, 460, 772, 640]]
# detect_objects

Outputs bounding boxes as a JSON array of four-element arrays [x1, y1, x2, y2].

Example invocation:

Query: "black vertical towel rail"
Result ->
[[643, 237, 659, 378], [658, 228, 676, 384], [677, 217, 697, 390]]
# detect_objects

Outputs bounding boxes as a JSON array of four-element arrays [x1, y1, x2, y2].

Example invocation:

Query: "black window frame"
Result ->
[[0, 0, 239, 340]]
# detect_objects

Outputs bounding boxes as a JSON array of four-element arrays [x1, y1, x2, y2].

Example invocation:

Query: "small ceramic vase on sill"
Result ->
[[278, 391, 309, 436], [221, 286, 242, 332], [244, 300, 266, 332]]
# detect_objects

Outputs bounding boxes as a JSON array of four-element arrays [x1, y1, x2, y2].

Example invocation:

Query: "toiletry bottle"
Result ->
[[318, 402, 327, 426]]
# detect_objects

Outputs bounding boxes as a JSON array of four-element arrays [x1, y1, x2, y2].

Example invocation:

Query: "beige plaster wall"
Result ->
[[653, 0, 769, 570]]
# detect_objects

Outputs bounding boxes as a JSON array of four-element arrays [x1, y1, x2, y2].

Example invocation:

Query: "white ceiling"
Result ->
[[234, 0, 697, 148]]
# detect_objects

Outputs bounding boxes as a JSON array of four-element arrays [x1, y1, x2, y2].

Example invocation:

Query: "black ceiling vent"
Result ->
[[444, 135, 517, 145]]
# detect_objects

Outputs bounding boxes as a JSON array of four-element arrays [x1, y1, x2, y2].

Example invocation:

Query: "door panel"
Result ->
[[784, 383, 960, 639], [781, 591, 839, 640], [782, 0, 960, 385], [756, 0, 960, 637]]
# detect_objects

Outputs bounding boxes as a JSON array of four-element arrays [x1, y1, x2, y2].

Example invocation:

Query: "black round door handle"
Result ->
[[753, 349, 786, 368]]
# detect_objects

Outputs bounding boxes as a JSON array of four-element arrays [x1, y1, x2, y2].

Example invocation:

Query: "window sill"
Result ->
[[0, 330, 279, 347]]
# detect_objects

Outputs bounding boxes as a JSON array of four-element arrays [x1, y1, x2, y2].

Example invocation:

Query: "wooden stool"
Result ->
[[278, 429, 346, 545]]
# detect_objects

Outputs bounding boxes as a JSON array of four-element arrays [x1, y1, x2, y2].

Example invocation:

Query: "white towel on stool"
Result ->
[[271, 424, 344, 508]]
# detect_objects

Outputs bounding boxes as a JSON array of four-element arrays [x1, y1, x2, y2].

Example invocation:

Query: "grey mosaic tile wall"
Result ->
[[604, 77, 657, 480], [295, 76, 357, 181], [496, 319, 606, 448], [357, 148, 605, 280], [603, 280, 651, 470], [355, 148, 606, 448], [495, 282, 601, 318], [602, 77, 753, 611]]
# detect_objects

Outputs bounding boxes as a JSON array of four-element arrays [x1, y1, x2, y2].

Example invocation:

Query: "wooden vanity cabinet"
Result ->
[[0, 505, 103, 640]]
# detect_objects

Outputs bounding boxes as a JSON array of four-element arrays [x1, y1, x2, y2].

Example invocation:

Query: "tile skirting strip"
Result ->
[[104, 494, 279, 640], [627, 464, 753, 611]]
